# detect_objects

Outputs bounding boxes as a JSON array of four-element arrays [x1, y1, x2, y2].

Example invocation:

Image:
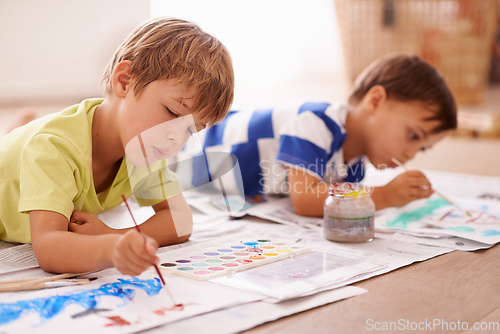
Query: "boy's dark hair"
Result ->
[[349, 54, 457, 132]]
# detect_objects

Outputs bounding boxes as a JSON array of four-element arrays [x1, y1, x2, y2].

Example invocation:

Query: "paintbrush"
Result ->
[[121, 194, 179, 306], [0, 279, 90, 293], [391, 158, 472, 216], [0, 271, 95, 293]]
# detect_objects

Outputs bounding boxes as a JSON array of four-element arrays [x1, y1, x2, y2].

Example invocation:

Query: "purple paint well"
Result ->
[[217, 249, 233, 252], [204, 252, 220, 256], [175, 259, 191, 264]]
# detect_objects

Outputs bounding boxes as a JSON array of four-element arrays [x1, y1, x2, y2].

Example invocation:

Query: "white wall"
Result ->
[[0, 1, 349, 107], [151, 0, 350, 109], [0, 0, 150, 104]]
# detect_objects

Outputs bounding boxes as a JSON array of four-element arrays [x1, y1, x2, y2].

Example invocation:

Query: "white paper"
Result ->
[[0, 272, 262, 334], [213, 249, 384, 301], [0, 241, 22, 251], [0, 244, 39, 274], [144, 286, 367, 334], [375, 232, 492, 252], [184, 188, 254, 218], [98, 197, 155, 229], [246, 196, 323, 229]]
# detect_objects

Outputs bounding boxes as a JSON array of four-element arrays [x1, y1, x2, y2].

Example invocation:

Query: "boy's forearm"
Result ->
[[290, 182, 329, 217], [69, 198, 192, 248], [32, 231, 120, 273], [371, 187, 389, 210], [137, 206, 193, 246]]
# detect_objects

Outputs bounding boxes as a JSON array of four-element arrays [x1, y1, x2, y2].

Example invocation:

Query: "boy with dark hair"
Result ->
[[187, 54, 456, 216]]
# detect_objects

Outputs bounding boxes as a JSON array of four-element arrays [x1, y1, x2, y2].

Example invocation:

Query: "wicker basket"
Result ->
[[335, 0, 498, 104]]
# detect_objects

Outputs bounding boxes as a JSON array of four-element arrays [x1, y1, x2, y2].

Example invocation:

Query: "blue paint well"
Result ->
[[0, 277, 161, 325], [482, 229, 500, 237], [243, 242, 258, 246]]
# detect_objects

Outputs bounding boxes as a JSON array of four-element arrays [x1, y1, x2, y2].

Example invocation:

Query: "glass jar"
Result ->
[[323, 183, 375, 243]]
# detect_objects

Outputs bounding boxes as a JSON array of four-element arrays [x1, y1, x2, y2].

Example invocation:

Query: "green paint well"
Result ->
[[446, 226, 475, 233], [385, 198, 451, 229]]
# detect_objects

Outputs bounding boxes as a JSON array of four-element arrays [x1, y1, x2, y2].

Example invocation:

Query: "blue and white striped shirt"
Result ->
[[176, 102, 365, 198]]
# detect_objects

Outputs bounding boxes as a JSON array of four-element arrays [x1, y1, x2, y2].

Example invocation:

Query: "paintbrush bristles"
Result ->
[[391, 157, 405, 169]]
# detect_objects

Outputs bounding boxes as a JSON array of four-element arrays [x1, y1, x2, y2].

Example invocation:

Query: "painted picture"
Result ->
[[0, 273, 261, 333], [376, 196, 500, 244]]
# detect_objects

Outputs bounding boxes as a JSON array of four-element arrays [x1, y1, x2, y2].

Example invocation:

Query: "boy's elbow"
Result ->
[[174, 216, 192, 244], [290, 191, 324, 217], [293, 203, 319, 217], [34, 248, 64, 273], [32, 239, 57, 273], [293, 205, 309, 217], [36, 257, 56, 273], [158, 212, 192, 246], [175, 211, 193, 241], [290, 197, 305, 216], [176, 233, 191, 244], [160, 232, 191, 247]]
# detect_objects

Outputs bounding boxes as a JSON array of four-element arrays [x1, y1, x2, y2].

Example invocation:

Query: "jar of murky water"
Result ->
[[323, 183, 375, 243]]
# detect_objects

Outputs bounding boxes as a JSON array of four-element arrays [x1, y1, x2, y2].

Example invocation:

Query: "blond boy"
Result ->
[[0, 17, 234, 274]]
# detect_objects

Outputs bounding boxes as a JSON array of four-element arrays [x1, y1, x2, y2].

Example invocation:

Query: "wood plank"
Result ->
[[462, 307, 500, 333]]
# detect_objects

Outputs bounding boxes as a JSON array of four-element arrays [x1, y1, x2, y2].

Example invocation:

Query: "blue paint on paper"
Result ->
[[482, 229, 500, 237], [0, 277, 161, 325]]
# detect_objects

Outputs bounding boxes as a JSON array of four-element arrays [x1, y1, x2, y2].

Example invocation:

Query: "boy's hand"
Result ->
[[374, 170, 433, 209], [111, 230, 159, 276], [69, 211, 112, 235]]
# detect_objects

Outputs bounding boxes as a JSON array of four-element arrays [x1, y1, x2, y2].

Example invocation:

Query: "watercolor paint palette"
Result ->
[[159, 239, 311, 281]]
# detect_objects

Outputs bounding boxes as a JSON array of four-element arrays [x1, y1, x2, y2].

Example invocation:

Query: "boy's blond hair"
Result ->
[[101, 17, 234, 126]]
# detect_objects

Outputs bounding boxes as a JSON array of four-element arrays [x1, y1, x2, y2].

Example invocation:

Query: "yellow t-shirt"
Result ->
[[0, 98, 181, 243]]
